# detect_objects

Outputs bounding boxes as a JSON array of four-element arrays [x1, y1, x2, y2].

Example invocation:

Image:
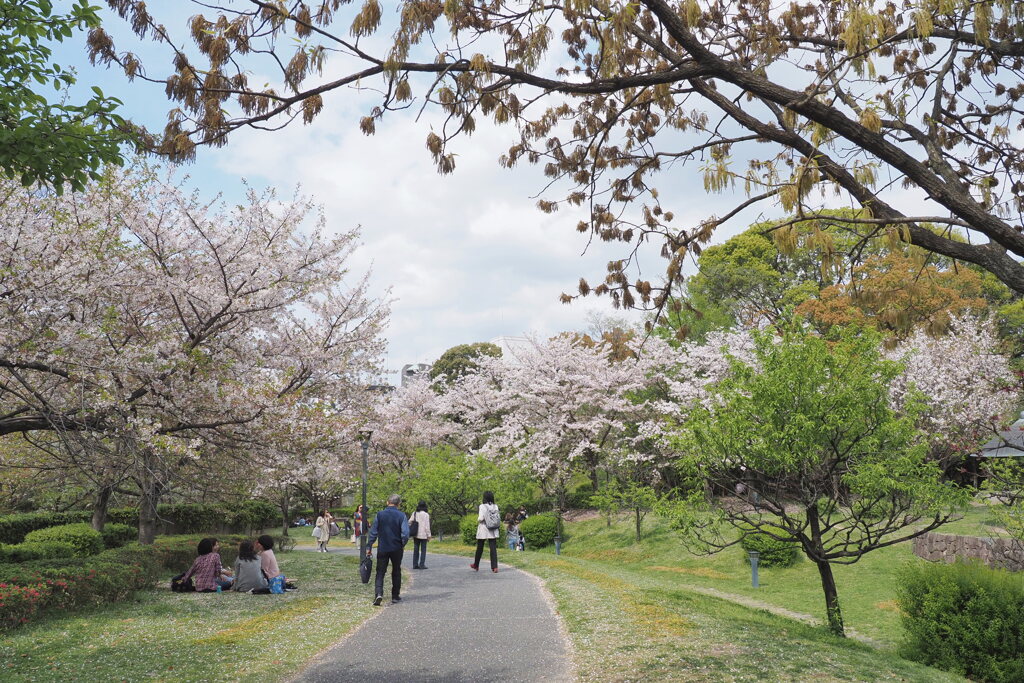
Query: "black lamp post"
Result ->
[[358, 430, 372, 558]]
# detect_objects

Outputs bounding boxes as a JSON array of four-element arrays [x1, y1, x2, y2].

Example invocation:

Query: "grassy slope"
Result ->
[[431, 506, 998, 682], [0, 549, 376, 682]]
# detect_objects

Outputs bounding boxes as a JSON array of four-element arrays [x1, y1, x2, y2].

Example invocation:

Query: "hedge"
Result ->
[[518, 514, 558, 548], [24, 524, 104, 558], [897, 560, 1024, 682], [0, 501, 282, 544], [0, 541, 76, 563], [0, 510, 91, 544], [0, 544, 160, 630], [101, 523, 136, 549], [737, 525, 800, 568]]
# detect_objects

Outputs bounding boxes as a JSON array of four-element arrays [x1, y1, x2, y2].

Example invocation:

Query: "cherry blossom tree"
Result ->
[[367, 378, 454, 475], [446, 334, 658, 533], [0, 167, 388, 541]]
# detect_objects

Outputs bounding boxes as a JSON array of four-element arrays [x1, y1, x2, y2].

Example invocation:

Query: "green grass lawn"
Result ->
[[0, 549, 377, 682]]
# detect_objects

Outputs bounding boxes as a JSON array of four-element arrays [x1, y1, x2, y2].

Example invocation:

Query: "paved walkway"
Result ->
[[294, 547, 573, 683]]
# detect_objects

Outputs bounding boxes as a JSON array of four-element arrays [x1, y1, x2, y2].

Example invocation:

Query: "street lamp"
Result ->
[[358, 430, 372, 559]]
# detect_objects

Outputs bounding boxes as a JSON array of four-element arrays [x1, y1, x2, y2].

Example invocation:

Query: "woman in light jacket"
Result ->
[[409, 500, 432, 570], [470, 490, 500, 573], [315, 509, 333, 553]]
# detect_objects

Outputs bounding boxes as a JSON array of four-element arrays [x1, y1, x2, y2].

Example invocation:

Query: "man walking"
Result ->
[[366, 493, 409, 605]]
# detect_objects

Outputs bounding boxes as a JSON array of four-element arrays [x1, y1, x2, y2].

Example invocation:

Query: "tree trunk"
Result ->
[[91, 484, 112, 531], [136, 450, 163, 545], [635, 507, 642, 542], [555, 485, 566, 539], [815, 559, 845, 637], [807, 503, 844, 636], [279, 489, 291, 537], [138, 480, 162, 545]]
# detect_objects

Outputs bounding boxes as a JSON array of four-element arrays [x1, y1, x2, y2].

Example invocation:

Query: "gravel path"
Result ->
[[292, 547, 573, 682]]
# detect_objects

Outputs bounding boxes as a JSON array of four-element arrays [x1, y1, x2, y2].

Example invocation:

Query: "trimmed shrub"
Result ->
[[0, 543, 161, 629], [518, 514, 558, 548], [106, 508, 139, 526], [897, 560, 1024, 682], [100, 523, 136, 549], [227, 500, 280, 531], [737, 525, 799, 568], [24, 524, 103, 558], [158, 503, 224, 534], [0, 510, 91, 544], [0, 541, 76, 563]]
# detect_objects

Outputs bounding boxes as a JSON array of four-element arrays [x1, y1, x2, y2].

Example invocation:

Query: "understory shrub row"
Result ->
[[0, 501, 281, 544], [0, 543, 160, 629], [898, 560, 1024, 682]]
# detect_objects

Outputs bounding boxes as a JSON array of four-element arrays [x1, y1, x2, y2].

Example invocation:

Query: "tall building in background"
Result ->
[[400, 363, 432, 386]]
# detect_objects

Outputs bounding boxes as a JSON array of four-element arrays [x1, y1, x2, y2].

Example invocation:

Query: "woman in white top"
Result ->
[[315, 509, 333, 553], [470, 490, 500, 573], [409, 500, 432, 569]]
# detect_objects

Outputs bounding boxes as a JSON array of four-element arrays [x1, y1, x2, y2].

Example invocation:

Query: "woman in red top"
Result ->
[[353, 505, 366, 545]]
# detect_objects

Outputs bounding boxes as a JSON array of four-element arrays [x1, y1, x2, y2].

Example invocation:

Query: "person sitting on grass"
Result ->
[[232, 540, 270, 593], [182, 537, 233, 592]]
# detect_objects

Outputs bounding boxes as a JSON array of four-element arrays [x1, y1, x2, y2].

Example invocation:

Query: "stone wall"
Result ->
[[913, 532, 1024, 571]]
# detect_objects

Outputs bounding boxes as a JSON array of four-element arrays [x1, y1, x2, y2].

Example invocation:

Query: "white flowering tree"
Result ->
[[0, 168, 388, 541], [446, 334, 659, 533]]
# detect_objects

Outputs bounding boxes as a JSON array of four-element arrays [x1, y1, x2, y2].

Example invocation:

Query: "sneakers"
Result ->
[[373, 595, 383, 606], [469, 563, 478, 571], [492, 568, 499, 573], [391, 596, 402, 602]]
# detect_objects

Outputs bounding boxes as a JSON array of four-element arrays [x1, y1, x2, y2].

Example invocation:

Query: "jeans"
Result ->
[[413, 538, 428, 568], [474, 538, 498, 570], [507, 535, 519, 551], [374, 548, 403, 599]]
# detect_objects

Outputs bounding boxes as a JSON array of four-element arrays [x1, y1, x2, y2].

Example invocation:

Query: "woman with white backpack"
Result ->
[[470, 490, 501, 573]]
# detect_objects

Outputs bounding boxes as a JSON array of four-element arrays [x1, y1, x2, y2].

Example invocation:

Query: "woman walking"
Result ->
[[470, 491, 501, 573], [409, 501, 432, 569], [315, 509, 333, 553]]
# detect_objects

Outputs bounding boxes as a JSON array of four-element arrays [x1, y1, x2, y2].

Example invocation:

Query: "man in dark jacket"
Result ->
[[366, 493, 410, 605]]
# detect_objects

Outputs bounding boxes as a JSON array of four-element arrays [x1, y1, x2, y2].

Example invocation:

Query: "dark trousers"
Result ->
[[374, 549, 403, 598], [474, 538, 498, 570], [413, 538, 428, 568]]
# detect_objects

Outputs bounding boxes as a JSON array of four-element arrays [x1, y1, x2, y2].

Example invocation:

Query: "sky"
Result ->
[[50, 6, 821, 384]]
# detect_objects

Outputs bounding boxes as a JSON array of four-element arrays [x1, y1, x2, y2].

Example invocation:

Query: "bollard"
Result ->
[[749, 550, 760, 588], [554, 535, 561, 555]]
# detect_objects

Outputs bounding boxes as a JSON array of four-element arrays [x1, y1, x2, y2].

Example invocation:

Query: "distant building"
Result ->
[[488, 335, 533, 362], [400, 363, 432, 386]]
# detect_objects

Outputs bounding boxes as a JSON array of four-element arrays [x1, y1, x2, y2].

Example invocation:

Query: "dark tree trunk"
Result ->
[[807, 503, 844, 636], [815, 559, 845, 637], [91, 484, 112, 531], [555, 486, 566, 539], [635, 507, 642, 542], [279, 489, 292, 537]]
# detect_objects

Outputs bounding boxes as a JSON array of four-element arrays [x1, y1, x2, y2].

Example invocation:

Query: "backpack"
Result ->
[[171, 572, 195, 592], [484, 504, 501, 531]]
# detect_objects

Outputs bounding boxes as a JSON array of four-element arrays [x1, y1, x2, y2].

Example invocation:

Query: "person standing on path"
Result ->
[[315, 509, 333, 553], [409, 500, 432, 570], [470, 490, 501, 573], [367, 493, 410, 605], [353, 504, 366, 545]]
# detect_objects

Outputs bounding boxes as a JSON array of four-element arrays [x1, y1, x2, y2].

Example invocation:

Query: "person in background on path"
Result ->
[[470, 490, 501, 573], [255, 534, 282, 582], [505, 512, 521, 551], [182, 537, 234, 592], [315, 509, 333, 552], [353, 504, 366, 545], [515, 506, 529, 523], [367, 494, 410, 605], [409, 500, 432, 569], [232, 540, 270, 593]]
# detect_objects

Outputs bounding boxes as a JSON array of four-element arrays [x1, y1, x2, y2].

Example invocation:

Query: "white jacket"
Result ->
[[476, 503, 500, 540], [410, 510, 431, 540]]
